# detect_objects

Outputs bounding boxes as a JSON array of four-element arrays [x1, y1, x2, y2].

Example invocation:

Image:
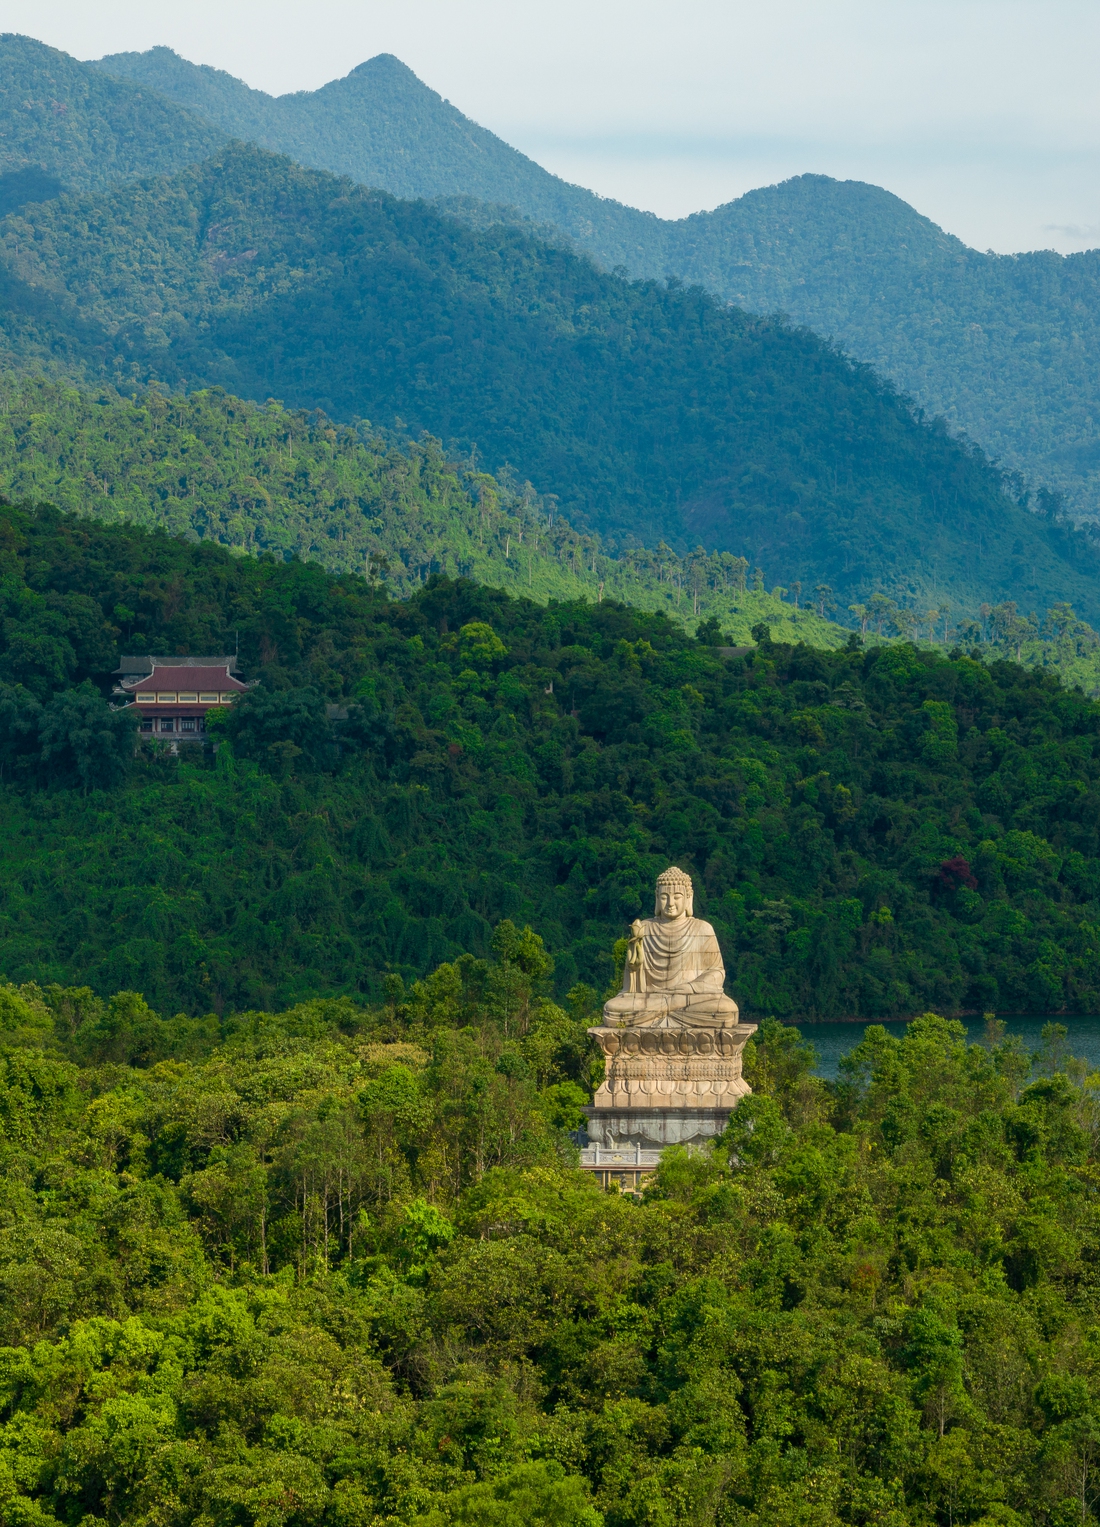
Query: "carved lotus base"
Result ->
[[587, 1021, 757, 1114]]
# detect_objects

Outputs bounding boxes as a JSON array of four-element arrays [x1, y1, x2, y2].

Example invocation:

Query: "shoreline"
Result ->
[[771, 1013, 1100, 1026]]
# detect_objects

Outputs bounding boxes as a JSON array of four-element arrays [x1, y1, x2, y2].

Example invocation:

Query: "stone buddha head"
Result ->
[[654, 866, 694, 921]]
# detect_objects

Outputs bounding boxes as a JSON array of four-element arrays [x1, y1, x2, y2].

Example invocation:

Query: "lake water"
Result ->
[[791, 1017, 1100, 1081]]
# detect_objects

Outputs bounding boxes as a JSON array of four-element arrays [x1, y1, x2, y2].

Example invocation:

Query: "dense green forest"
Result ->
[[5, 375, 1100, 689], [12, 32, 1100, 529], [0, 35, 224, 198], [2, 972, 1100, 1525], [91, 44, 647, 256], [3, 502, 1100, 1020], [0, 377, 848, 648], [9, 41, 1100, 1527], [0, 143, 1093, 623], [90, 41, 1100, 522], [6, 32, 1100, 612], [671, 174, 1100, 528]]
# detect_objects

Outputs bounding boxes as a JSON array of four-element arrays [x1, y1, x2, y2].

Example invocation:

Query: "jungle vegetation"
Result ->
[[90, 40, 1100, 522], [669, 173, 1100, 529], [5, 40, 1100, 1527], [0, 35, 224, 197], [0, 377, 849, 650], [1, 974, 1100, 1525], [3, 376, 1100, 690], [2, 502, 1100, 1021]]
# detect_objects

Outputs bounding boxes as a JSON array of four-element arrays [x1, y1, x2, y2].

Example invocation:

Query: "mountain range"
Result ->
[[87, 40, 1100, 522], [0, 134, 1092, 620], [0, 44, 1098, 1520], [0, 33, 1099, 623], [0, 33, 222, 200]]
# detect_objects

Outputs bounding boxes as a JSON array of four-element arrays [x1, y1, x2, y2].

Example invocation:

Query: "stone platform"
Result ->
[[582, 1104, 736, 1149], [576, 1136, 664, 1192]]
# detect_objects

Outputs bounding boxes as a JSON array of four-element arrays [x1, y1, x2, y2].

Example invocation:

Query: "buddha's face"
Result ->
[[655, 881, 691, 920]]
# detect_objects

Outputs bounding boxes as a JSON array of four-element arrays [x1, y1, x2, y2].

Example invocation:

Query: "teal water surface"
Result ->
[[791, 1017, 1100, 1081]]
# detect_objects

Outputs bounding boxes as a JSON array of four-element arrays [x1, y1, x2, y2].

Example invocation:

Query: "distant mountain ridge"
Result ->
[[94, 47, 669, 270], [0, 138, 1093, 624], [0, 34, 223, 202], [92, 43, 1100, 520], [1, 34, 1098, 622], [677, 176, 1100, 525]]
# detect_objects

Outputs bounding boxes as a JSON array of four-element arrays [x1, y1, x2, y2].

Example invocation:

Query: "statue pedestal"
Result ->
[[582, 1104, 738, 1149], [584, 1021, 757, 1150]]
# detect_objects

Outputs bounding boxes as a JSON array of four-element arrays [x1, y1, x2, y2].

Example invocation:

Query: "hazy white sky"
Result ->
[[9, 0, 1100, 254]]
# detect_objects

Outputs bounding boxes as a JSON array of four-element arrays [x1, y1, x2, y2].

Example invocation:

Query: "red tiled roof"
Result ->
[[121, 665, 248, 693]]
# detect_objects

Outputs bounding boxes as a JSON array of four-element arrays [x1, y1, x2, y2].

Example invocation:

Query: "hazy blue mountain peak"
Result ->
[[345, 53, 424, 82], [0, 32, 224, 196]]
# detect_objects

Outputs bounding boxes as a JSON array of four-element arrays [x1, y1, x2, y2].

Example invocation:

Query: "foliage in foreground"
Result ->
[[4, 504, 1100, 1017], [2, 973, 1100, 1526]]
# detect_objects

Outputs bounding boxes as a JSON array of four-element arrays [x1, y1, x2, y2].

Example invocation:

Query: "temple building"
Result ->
[[113, 655, 251, 744]]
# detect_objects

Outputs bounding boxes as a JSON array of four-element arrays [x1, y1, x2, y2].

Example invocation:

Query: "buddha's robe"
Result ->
[[603, 913, 739, 1027]]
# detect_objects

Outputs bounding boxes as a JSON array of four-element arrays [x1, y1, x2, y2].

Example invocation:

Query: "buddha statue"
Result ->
[[603, 865, 740, 1027], [586, 867, 755, 1139]]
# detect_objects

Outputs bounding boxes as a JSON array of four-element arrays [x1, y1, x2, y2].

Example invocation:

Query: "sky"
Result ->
[[9, 0, 1100, 255]]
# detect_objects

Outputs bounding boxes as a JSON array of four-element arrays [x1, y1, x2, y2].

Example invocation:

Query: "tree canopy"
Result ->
[[89, 41, 1100, 524], [0, 34, 223, 196], [2, 503, 1100, 1018], [0, 974, 1099, 1525]]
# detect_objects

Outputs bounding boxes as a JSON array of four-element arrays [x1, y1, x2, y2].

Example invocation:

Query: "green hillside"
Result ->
[[8, 32, 1100, 550], [8, 374, 1100, 702], [0, 34, 224, 200], [0, 46, 1096, 1527], [671, 174, 1100, 525], [8, 374, 1100, 691], [92, 44, 1100, 523], [3, 501, 1100, 1021], [0, 143, 1093, 626], [0, 376, 852, 649]]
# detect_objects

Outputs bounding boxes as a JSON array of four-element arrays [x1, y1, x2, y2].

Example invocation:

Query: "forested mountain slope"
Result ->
[[0, 142, 1092, 622], [7, 376, 1099, 686], [0, 35, 224, 203], [94, 44, 1100, 520], [93, 46, 666, 269], [3, 502, 1100, 1021], [673, 173, 1100, 524], [0, 377, 848, 648]]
